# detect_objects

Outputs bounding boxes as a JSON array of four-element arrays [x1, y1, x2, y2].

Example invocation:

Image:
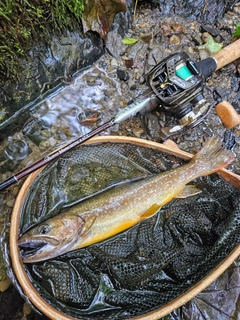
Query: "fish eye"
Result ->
[[37, 224, 51, 234]]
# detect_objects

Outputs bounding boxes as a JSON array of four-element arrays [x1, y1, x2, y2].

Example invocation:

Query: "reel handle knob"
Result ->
[[215, 101, 240, 129]]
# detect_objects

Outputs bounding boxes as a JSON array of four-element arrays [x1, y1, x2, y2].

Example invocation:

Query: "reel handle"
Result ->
[[212, 38, 240, 70]]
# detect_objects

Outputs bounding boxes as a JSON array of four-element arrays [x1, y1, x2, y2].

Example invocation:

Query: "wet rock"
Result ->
[[111, 58, 119, 67], [125, 41, 149, 60], [132, 127, 144, 138], [105, 0, 134, 57], [212, 87, 232, 102], [106, 30, 126, 58], [82, 0, 127, 40], [0, 278, 11, 293], [230, 73, 240, 92], [169, 35, 181, 45], [129, 80, 137, 90], [144, 113, 161, 140], [23, 302, 32, 317], [147, 47, 164, 65], [223, 129, 236, 150], [109, 0, 134, 37], [22, 117, 44, 145], [158, 0, 239, 24]]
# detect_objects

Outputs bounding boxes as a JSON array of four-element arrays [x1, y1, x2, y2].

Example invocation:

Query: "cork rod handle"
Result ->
[[212, 38, 240, 70]]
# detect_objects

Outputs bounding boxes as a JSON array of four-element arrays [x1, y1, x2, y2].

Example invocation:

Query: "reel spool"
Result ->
[[145, 52, 213, 136]]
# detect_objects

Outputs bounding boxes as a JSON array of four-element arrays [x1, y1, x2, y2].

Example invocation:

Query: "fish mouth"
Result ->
[[18, 239, 48, 259], [17, 237, 60, 262], [18, 239, 47, 249]]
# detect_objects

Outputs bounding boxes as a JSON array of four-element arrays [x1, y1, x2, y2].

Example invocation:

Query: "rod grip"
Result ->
[[212, 38, 240, 70], [0, 176, 17, 192]]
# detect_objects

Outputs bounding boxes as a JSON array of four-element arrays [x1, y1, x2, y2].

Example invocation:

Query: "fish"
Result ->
[[18, 137, 234, 263]]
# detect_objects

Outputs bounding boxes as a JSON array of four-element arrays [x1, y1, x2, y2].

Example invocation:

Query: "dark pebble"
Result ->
[[200, 24, 219, 37], [117, 69, 129, 81]]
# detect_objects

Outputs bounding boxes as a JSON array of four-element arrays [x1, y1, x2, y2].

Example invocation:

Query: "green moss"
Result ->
[[52, 0, 84, 30], [0, 0, 85, 82]]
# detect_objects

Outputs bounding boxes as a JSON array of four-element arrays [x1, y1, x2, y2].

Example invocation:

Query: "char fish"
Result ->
[[18, 137, 234, 263]]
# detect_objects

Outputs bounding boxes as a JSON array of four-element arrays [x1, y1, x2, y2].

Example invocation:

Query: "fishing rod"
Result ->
[[1, 38, 240, 192], [0, 97, 153, 191]]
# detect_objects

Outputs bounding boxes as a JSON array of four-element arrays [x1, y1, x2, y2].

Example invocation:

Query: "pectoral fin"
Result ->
[[176, 185, 202, 198], [114, 204, 161, 235], [113, 204, 161, 235], [79, 213, 97, 236]]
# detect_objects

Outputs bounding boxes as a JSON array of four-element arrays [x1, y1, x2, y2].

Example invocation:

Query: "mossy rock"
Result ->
[[0, 0, 85, 82]]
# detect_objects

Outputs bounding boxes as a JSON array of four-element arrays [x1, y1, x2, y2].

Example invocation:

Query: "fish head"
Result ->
[[18, 213, 85, 263]]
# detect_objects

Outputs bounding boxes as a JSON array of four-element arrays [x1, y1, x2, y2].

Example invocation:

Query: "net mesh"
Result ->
[[16, 141, 240, 319]]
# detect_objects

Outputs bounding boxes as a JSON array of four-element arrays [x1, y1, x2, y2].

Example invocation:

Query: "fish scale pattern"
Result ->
[[15, 142, 240, 319]]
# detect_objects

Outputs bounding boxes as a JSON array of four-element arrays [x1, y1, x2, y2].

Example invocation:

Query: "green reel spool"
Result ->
[[176, 63, 194, 80]]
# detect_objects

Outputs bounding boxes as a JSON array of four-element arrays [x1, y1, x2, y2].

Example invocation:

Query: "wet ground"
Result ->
[[0, 3, 240, 320]]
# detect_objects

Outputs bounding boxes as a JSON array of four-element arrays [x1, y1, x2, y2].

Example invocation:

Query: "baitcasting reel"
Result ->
[[145, 52, 213, 135]]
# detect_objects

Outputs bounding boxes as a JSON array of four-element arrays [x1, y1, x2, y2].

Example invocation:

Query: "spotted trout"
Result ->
[[18, 137, 234, 263]]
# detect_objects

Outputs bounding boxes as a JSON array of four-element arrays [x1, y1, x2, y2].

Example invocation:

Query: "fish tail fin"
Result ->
[[191, 136, 235, 175]]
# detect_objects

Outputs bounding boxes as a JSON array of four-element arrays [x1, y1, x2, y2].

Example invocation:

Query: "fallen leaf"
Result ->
[[122, 37, 139, 45], [198, 34, 223, 55], [78, 112, 99, 126], [161, 23, 185, 36]]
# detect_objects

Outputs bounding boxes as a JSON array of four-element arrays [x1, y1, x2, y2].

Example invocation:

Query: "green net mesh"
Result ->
[[14, 142, 240, 319]]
